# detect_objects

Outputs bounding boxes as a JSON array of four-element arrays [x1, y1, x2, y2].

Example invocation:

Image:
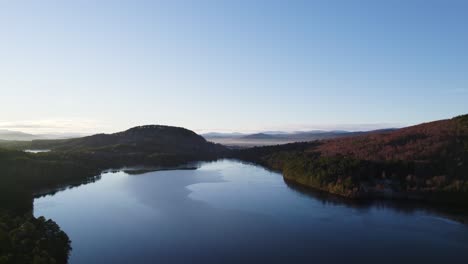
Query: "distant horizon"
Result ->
[[4, 113, 465, 136], [1, 121, 401, 136], [2, 111, 467, 136]]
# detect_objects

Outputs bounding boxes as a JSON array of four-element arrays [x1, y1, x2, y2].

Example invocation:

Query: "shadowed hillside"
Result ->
[[0, 125, 228, 203], [29, 125, 225, 153]]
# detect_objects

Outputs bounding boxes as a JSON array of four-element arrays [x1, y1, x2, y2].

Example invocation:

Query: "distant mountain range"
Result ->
[[0, 130, 84, 141], [201, 132, 245, 138], [0, 130, 40, 141], [202, 129, 397, 147], [1, 128, 396, 144]]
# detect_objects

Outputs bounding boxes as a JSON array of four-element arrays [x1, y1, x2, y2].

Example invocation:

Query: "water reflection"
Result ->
[[283, 178, 468, 224], [24, 149, 50, 153], [34, 159, 468, 264], [34, 175, 102, 198]]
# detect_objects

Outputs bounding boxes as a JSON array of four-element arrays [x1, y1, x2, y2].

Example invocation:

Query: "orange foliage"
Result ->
[[312, 117, 466, 161]]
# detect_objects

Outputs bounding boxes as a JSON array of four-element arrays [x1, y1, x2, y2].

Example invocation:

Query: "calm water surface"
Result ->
[[34, 160, 468, 264], [24, 149, 50, 153]]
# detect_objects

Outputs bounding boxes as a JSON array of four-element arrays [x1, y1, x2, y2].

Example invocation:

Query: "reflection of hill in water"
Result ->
[[33, 162, 203, 198], [283, 178, 468, 224], [34, 174, 102, 199], [123, 163, 201, 175]]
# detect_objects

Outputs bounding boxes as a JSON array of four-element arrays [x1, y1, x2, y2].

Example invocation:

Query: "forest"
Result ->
[[0, 149, 96, 263], [234, 115, 468, 206]]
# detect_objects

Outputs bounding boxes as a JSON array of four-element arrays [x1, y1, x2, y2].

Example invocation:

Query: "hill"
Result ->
[[241, 133, 277, 140], [15, 125, 227, 167], [29, 125, 223, 152], [0, 125, 228, 211], [235, 114, 468, 206], [1, 124, 227, 206]]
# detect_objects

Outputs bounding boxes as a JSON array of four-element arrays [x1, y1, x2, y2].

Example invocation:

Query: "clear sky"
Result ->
[[1, 0, 467, 134]]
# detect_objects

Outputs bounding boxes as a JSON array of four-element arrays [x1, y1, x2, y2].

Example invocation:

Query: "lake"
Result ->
[[34, 159, 468, 264]]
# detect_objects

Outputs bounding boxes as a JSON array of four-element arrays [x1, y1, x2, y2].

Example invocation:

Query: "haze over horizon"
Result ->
[[1, 1, 467, 134], [0, 118, 404, 135]]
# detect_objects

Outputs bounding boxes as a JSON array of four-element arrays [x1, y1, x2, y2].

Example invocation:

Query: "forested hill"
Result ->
[[315, 115, 468, 161], [28, 125, 226, 155], [0, 125, 229, 207], [235, 114, 468, 206]]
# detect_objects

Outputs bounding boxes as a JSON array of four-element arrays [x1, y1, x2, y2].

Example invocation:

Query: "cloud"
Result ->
[[0, 119, 109, 134]]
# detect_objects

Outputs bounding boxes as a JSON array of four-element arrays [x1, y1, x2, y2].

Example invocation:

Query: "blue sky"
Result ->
[[0, 0, 467, 134]]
